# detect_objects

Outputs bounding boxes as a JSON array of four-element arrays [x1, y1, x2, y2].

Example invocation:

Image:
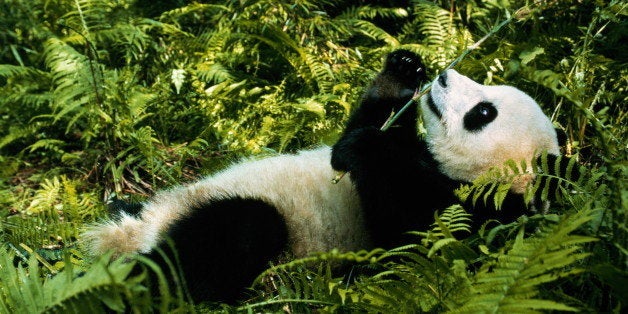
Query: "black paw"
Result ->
[[384, 49, 428, 88]]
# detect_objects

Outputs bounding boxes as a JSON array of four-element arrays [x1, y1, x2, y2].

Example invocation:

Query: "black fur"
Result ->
[[147, 197, 288, 303], [106, 197, 143, 218], [332, 49, 455, 249], [463, 101, 498, 132]]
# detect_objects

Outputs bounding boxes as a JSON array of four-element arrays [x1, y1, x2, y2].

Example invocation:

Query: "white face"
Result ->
[[420, 69, 559, 189]]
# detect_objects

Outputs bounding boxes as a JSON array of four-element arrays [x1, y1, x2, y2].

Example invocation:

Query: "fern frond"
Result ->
[[247, 249, 387, 312], [159, 3, 229, 25], [451, 210, 597, 313], [255, 248, 384, 286], [433, 204, 473, 235], [303, 51, 335, 93], [43, 38, 99, 128], [0, 125, 44, 150], [195, 62, 234, 84], [527, 153, 600, 207], [2, 176, 102, 249], [61, 0, 112, 34], [0, 248, 140, 313], [353, 20, 399, 46], [410, 2, 473, 69], [337, 5, 408, 20], [417, 4, 454, 46], [457, 153, 593, 212], [0, 64, 47, 79], [356, 250, 472, 313]]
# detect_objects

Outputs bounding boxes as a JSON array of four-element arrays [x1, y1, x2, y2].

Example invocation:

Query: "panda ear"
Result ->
[[555, 128, 568, 147]]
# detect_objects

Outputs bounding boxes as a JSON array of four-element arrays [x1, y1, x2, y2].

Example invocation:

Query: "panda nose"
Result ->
[[438, 72, 448, 87]]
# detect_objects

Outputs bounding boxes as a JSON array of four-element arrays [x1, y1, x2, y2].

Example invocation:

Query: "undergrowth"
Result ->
[[0, 0, 625, 312]]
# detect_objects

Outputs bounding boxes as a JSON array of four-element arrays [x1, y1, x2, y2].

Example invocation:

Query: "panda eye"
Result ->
[[463, 101, 497, 132], [478, 104, 490, 116]]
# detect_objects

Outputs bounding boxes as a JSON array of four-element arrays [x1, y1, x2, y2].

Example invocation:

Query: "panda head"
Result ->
[[421, 69, 560, 193]]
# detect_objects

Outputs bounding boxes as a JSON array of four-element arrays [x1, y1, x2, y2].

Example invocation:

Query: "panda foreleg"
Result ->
[[332, 50, 427, 173]]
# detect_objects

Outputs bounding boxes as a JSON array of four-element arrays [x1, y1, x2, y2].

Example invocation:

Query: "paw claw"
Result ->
[[384, 49, 428, 87]]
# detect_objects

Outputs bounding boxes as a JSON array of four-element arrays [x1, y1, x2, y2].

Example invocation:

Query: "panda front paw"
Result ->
[[384, 49, 428, 89]]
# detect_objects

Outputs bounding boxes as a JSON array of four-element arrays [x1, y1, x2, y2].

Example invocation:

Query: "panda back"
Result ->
[[203, 146, 367, 256], [82, 146, 366, 259]]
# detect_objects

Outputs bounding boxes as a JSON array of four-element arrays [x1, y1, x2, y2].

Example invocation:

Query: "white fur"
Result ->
[[421, 69, 559, 192], [82, 146, 367, 258]]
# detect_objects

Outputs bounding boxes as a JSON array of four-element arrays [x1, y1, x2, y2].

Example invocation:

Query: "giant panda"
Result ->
[[81, 49, 563, 304]]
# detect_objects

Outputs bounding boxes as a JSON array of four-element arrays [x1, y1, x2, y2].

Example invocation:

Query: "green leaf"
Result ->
[[519, 47, 545, 65]]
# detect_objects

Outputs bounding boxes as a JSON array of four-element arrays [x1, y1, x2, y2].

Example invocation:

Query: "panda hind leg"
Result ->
[[149, 196, 289, 304]]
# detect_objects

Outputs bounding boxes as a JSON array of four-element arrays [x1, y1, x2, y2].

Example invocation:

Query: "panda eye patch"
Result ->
[[463, 101, 497, 132]]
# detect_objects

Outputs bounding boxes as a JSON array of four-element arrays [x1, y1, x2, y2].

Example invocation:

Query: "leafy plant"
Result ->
[[0, 248, 167, 313], [0, 0, 625, 312], [1, 176, 101, 252]]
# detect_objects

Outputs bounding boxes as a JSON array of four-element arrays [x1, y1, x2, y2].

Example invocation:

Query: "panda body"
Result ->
[[83, 146, 372, 302], [85, 146, 366, 260], [82, 50, 562, 303]]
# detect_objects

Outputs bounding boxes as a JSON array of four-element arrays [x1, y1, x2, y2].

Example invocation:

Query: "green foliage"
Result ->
[[1, 175, 102, 251], [453, 210, 597, 313], [401, 1, 474, 70], [0, 248, 179, 313], [2, 246, 194, 313], [0, 0, 626, 312], [241, 207, 597, 313], [456, 153, 598, 211]]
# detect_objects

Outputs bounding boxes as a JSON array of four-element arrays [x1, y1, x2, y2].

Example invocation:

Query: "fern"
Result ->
[[353, 20, 400, 46], [245, 208, 471, 313], [340, 245, 471, 312], [452, 210, 597, 313], [426, 206, 473, 259], [456, 153, 596, 213], [0, 63, 54, 151], [1, 176, 101, 251], [0, 249, 134, 313], [43, 38, 100, 129], [432, 204, 473, 235], [1, 0, 625, 312], [244, 249, 384, 311], [0, 240, 197, 313], [409, 2, 473, 69], [0, 65, 48, 79]]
